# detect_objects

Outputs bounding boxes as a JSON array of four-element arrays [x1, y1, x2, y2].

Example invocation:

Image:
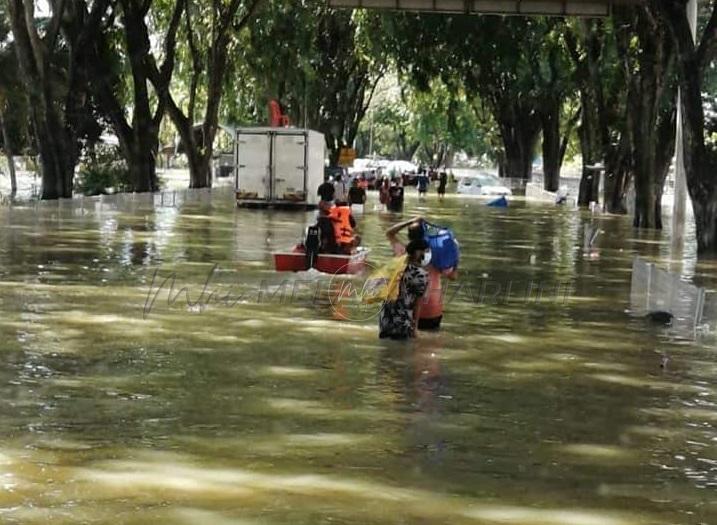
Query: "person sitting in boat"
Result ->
[[328, 202, 360, 254]]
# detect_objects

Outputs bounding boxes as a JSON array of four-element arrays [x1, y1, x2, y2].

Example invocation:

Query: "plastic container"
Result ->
[[422, 222, 460, 270]]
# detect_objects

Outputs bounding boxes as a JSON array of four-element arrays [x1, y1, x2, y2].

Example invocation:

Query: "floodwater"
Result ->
[[1, 187, 717, 525]]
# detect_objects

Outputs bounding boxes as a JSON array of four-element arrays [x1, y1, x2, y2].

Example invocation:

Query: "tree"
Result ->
[[0, 3, 26, 196], [655, 0, 717, 254], [153, 0, 263, 189], [531, 21, 575, 192], [245, 1, 385, 166], [88, 0, 184, 193], [616, 5, 677, 229], [6, 0, 97, 198], [380, 14, 573, 180]]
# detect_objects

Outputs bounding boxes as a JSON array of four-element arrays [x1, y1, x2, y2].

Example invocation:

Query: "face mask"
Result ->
[[420, 250, 432, 267]]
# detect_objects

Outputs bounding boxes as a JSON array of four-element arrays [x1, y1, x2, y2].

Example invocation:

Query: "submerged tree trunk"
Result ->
[[679, 60, 717, 252], [617, 5, 677, 229], [7, 10, 76, 199], [577, 100, 602, 206], [655, 0, 717, 254], [0, 111, 17, 195], [125, 133, 159, 193], [633, 180, 664, 228], [495, 100, 540, 180], [541, 99, 562, 192], [603, 133, 631, 214]]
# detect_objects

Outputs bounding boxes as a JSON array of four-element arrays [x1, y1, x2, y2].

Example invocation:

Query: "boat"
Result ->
[[273, 245, 370, 275]]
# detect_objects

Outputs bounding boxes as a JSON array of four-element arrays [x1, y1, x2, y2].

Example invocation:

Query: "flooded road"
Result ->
[[1, 188, 716, 524]]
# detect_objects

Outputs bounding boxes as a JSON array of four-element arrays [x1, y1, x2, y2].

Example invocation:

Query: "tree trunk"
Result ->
[[0, 111, 17, 195], [327, 135, 341, 168], [6, 0, 89, 200], [187, 145, 211, 189], [618, 4, 677, 229], [34, 107, 75, 199], [654, 0, 717, 254], [633, 175, 663, 229], [497, 104, 539, 180], [125, 136, 158, 193], [680, 59, 717, 253], [603, 134, 631, 214], [577, 99, 602, 206], [541, 99, 561, 192]]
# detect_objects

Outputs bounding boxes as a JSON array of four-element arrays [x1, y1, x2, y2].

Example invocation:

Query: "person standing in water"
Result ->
[[379, 239, 430, 339], [318, 176, 335, 210], [437, 172, 448, 201], [417, 171, 429, 200], [348, 177, 366, 209], [386, 217, 457, 330]]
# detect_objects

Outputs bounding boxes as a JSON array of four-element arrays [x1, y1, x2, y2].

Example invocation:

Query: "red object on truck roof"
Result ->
[[268, 100, 290, 127]]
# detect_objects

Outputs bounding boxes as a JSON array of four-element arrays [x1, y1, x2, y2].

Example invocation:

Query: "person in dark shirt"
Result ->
[[437, 172, 448, 201], [318, 177, 335, 204], [417, 173, 429, 198], [348, 178, 366, 208], [387, 178, 404, 212]]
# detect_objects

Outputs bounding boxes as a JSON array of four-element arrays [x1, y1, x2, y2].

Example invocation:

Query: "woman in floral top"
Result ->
[[379, 239, 430, 339]]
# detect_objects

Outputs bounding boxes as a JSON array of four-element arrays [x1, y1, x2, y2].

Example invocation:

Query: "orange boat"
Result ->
[[273, 245, 370, 275]]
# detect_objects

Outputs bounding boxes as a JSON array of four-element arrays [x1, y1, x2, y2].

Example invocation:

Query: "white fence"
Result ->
[[525, 182, 578, 207], [630, 257, 708, 338]]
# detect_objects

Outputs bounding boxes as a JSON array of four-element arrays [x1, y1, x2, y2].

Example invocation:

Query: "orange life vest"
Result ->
[[328, 205, 354, 245]]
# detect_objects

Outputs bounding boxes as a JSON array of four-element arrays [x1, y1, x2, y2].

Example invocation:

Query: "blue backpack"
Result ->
[[422, 221, 460, 270]]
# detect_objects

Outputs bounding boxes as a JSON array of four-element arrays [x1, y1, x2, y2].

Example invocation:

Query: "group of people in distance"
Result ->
[[417, 169, 448, 201]]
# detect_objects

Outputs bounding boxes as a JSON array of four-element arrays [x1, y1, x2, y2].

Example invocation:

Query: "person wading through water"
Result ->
[[379, 238, 430, 339], [386, 217, 458, 330]]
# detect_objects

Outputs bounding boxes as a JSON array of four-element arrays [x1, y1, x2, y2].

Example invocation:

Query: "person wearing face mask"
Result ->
[[378, 239, 430, 339], [386, 217, 458, 330]]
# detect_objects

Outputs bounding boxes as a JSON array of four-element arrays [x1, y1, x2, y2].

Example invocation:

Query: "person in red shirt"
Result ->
[[386, 217, 457, 330]]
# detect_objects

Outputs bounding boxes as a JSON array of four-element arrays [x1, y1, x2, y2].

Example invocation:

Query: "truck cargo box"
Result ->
[[234, 127, 325, 209]]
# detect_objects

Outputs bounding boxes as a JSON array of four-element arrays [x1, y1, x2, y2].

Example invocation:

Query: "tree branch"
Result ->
[[21, 0, 45, 70], [697, 0, 717, 70], [233, 0, 264, 34], [46, 0, 68, 51]]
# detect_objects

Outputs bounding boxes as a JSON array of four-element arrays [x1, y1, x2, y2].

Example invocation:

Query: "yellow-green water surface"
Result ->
[[1, 189, 716, 524]]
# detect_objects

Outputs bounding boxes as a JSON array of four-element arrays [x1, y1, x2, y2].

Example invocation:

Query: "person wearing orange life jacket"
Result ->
[[327, 204, 360, 254]]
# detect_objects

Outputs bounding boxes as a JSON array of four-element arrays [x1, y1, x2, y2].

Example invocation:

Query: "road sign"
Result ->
[[338, 147, 357, 167]]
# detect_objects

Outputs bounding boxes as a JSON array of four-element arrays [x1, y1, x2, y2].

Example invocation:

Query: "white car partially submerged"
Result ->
[[457, 173, 513, 196]]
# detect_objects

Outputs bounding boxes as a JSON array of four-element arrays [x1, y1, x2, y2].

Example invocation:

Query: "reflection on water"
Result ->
[[1, 188, 717, 524]]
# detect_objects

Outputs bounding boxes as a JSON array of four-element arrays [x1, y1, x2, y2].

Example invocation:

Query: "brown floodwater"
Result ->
[[1, 188, 716, 525]]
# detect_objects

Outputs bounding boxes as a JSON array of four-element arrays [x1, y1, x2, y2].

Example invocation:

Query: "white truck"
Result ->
[[233, 127, 325, 209]]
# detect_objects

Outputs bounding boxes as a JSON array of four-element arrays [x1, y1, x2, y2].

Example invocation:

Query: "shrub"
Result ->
[[75, 145, 131, 196]]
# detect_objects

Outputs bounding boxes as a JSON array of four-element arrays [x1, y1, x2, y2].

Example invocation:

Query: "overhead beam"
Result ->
[[327, 0, 623, 17]]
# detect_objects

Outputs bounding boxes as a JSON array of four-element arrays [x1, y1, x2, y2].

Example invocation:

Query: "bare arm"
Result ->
[[386, 216, 421, 243]]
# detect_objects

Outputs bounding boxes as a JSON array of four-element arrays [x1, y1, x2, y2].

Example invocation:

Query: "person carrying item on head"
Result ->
[[386, 216, 458, 330], [378, 238, 430, 340]]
